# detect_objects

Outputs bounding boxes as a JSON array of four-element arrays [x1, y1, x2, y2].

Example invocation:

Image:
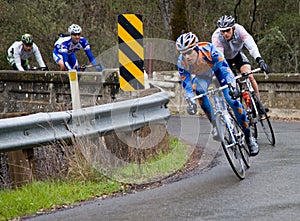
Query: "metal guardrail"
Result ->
[[0, 91, 170, 152]]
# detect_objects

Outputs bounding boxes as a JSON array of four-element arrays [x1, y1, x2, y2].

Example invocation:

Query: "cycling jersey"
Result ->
[[177, 42, 250, 132], [211, 23, 261, 60], [7, 41, 46, 71], [53, 36, 96, 70]]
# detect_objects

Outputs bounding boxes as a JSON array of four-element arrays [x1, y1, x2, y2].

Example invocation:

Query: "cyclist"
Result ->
[[211, 15, 269, 98], [53, 24, 104, 71], [176, 32, 259, 156], [6, 34, 48, 71]]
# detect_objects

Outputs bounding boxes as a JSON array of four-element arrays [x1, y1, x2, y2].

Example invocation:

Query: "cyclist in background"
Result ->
[[211, 15, 269, 98], [6, 34, 48, 71], [176, 32, 259, 156], [53, 24, 104, 71]]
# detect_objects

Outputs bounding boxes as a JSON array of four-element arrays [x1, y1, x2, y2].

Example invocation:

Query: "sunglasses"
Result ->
[[181, 49, 194, 56], [71, 33, 81, 36], [221, 28, 232, 33], [24, 43, 33, 47]]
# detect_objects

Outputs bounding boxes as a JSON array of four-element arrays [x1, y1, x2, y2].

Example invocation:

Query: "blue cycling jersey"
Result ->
[[177, 42, 250, 133], [53, 36, 96, 70]]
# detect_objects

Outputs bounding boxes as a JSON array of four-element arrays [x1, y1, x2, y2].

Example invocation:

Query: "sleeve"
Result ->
[[177, 56, 194, 99], [55, 41, 72, 70], [11, 44, 24, 71], [209, 43, 233, 85], [81, 38, 96, 63], [211, 30, 224, 55], [238, 25, 261, 59], [33, 44, 46, 68]]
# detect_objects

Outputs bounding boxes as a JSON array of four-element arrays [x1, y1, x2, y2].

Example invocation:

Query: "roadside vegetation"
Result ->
[[0, 137, 193, 220], [0, 0, 299, 73]]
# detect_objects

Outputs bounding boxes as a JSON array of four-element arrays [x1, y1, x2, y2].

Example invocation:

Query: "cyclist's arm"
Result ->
[[238, 25, 261, 60], [11, 44, 25, 71], [210, 43, 234, 85], [32, 44, 46, 68], [177, 57, 194, 99], [211, 30, 225, 55]]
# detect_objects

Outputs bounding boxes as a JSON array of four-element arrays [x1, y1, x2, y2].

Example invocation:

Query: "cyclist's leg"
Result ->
[[223, 87, 249, 132], [21, 59, 29, 70], [192, 76, 214, 122], [236, 52, 260, 97], [53, 52, 67, 71], [68, 53, 79, 70]]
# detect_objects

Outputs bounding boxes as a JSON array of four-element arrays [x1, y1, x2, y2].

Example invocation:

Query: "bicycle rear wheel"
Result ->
[[254, 94, 276, 146], [216, 113, 246, 180], [248, 95, 258, 139]]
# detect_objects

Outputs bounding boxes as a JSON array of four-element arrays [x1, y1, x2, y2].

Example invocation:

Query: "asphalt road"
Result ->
[[27, 116, 300, 221]]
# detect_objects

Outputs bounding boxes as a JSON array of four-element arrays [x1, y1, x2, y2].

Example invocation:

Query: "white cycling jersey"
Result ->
[[7, 41, 46, 71], [211, 23, 261, 60]]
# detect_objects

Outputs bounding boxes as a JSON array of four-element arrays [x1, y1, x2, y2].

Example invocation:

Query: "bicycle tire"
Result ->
[[216, 113, 246, 180], [247, 94, 258, 139], [253, 94, 276, 146], [227, 108, 250, 169]]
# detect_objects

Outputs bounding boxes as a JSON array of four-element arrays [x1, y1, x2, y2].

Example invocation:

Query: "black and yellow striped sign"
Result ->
[[118, 14, 144, 91]]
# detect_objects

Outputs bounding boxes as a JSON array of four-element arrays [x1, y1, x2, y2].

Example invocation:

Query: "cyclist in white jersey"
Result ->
[[211, 15, 270, 97], [53, 24, 103, 71], [6, 34, 48, 71]]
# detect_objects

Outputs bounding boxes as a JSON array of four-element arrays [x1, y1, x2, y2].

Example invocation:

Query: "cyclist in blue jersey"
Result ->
[[53, 24, 104, 71], [176, 32, 259, 156]]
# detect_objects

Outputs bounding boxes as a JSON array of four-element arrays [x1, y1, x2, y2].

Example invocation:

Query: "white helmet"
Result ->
[[176, 32, 199, 53], [68, 24, 82, 35]]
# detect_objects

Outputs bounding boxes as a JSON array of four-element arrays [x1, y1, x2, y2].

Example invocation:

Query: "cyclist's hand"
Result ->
[[186, 98, 197, 115], [78, 65, 86, 72], [96, 65, 104, 72], [41, 66, 49, 71], [228, 86, 240, 100], [256, 57, 270, 74]]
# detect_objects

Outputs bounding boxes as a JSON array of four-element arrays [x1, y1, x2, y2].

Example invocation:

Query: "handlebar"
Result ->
[[28, 67, 49, 71], [236, 67, 268, 80], [191, 84, 229, 101]]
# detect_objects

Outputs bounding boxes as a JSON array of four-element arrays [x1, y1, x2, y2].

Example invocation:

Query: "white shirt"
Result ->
[[211, 23, 261, 60], [7, 41, 46, 71]]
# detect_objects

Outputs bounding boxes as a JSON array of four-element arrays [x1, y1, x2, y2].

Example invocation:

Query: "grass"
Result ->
[[0, 137, 192, 221]]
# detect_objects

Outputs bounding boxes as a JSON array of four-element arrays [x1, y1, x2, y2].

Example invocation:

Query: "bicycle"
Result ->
[[187, 82, 250, 180], [28, 66, 49, 71], [234, 68, 275, 146]]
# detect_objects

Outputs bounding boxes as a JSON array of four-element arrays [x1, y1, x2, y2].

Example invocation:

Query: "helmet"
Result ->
[[68, 24, 82, 35], [217, 15, 235, 30], [21, 34, 34, 45], [176, 32, 199, 53]]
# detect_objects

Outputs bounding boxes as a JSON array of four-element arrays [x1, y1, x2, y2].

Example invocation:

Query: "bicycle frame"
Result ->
[[191, 83, 249, 179]]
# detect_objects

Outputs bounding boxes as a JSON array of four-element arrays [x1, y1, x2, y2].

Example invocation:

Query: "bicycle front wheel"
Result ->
[[216, 113, 246, 180]]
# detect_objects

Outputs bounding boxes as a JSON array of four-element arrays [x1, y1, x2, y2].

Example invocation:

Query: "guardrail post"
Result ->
[[8, 148, 35, 187], [69, 69, 81, 110]]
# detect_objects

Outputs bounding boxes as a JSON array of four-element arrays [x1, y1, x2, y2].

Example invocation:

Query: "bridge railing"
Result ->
[[0, 91, 170, 153]]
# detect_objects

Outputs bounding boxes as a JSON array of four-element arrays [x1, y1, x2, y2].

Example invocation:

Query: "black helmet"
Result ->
[[21, 34, 34, 45], [217, 15, 235, 30]]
